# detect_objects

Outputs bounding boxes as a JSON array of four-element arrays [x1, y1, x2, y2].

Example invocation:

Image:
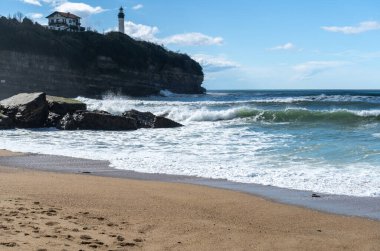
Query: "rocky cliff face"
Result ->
[[0, 50, 205, 99]]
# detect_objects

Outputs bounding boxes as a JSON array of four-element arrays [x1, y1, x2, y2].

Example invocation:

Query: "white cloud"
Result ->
[[132, 4, 143, 10], [108, 21, 223, 46], [293, 61, 350, 80], [124, 21, 159, 41], [161, 33, 223, 46], [269, 42, 295, 51], [322, 21, 380, 34], [27, 0, 104, 17], [22, 0, 42, 6], [28, 13, 44, 19], [191, 54, 239, 72], [41, 0, 66, 7], [55, 2, 105, 17]]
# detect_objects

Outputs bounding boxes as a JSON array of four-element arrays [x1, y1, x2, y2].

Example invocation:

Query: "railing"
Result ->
[[49, 21, 66, 25], [49, 21, 80, 26]]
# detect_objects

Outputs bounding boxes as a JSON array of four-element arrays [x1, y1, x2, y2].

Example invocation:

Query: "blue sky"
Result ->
[[1, 0, 380, 90]]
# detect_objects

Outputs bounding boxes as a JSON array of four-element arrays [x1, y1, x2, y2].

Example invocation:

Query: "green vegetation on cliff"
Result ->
[[0, 16, 203, 76]]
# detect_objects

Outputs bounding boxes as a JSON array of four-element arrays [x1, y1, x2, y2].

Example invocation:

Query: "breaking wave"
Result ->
[[167, 107, 380, 123]]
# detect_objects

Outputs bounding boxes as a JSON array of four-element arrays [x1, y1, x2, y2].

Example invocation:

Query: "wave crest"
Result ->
[[168, 107, 380, 123]]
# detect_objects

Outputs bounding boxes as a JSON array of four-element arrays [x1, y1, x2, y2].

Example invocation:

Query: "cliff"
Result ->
[[0, 17, 205, 99]]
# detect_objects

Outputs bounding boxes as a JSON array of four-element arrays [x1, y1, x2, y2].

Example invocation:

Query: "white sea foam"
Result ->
[[78, 96, 380, 124], [353, 109, 380, 116], [159, 89, 177, 97], [373, 133, 380, 138], [1, 123, 379, 197], [78, 93, 380, 111], [1, 92, 380, 197]]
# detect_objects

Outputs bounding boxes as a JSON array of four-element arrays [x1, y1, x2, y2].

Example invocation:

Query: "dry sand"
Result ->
[[0, 150, 380, 250]]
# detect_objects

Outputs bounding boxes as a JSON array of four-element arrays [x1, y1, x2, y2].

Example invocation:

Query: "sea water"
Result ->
[[1, 90, 380, 197]]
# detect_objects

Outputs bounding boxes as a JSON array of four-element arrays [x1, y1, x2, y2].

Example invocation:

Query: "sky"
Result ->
[[1, 0, 380, 90]]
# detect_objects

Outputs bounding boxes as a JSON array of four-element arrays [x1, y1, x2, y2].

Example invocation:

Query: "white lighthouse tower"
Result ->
[[118, 7, 125, 33]]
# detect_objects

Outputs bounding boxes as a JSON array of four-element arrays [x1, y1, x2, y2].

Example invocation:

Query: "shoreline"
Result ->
[[1, 149, 380, 221], [1, 149, 380, 250]]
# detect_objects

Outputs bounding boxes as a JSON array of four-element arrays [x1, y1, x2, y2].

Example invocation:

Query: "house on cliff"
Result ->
[[46, 12, 84, 32]]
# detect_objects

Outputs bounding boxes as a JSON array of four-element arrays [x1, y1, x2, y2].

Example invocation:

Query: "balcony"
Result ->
[[49, 20, 80, 26]]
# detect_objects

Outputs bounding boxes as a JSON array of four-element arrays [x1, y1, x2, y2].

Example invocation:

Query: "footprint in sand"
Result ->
[[1, 198, 146, 250], [0, 242, 18, 247], [45, 221, 59, 226], [80, 234, 92, 240]]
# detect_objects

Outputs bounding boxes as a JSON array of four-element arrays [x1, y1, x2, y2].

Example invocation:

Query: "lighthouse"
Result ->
[[118, 7, 125, 33]]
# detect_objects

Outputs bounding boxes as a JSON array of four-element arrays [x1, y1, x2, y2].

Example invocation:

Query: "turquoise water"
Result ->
[[1, 90, 380, 196]]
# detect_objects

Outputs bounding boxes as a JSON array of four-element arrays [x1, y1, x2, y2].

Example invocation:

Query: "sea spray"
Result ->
[[2, 90, 380, 197]]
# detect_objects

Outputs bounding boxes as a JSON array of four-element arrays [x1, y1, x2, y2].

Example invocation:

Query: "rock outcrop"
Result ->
[[0, 93, 183, 131], [47, 96, 87, 115], [0, 113, 14, 129], [122, 110, 157, 128], [0, 51, 205, 99], [45, 96, 87, 127], [122, 109, 183, 128], [153, 116, 183, 129], [58, 110, 137, 131], [0, 18, 205, 99], [0, 92, 48, 128]]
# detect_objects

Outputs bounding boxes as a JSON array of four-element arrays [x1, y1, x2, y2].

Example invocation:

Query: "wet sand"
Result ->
[[1, 150, 380, 250]]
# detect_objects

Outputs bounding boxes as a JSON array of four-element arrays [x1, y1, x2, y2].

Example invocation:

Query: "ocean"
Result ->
[[1, 90, 380, 197]]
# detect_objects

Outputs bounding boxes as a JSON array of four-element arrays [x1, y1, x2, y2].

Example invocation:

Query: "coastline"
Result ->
[[1, 150, 380, 221], [1, 150, 380, 250]]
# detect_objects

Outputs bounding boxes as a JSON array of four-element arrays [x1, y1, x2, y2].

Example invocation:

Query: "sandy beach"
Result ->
[[1, 150, 380, 250]]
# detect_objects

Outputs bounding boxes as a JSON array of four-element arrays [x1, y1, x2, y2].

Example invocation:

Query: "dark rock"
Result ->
[[92, 110, 111, 115], [312, 193, 321, 198], [46, 95, 87, 115], [122, 109, 156, 128], [122, 109, 183, 129], [0, 49, 205, 100], [58, 110, 137, 131], [153, 116, 183, 128], [0, 92, 48, 128], [0, 113, 14, 129], [45, 112, 62, 128]]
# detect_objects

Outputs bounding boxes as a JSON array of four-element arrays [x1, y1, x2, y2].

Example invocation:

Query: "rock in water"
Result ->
[[122, 109, 156, 128], [58, 110, 137, 131], [45, 96, 87, 128], [46, 96, 87, 115], [153, 116, 183, 128], [0, 113, 14, 129], [45, 112, 62, 128], [0, 92, 48, 128], [122, 109, 183, 129]]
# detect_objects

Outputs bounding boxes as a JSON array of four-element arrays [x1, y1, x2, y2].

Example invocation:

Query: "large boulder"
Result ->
[[153, 116, 183, 128], [58, 110, 137, 131], [0, 113, 14, 129], [122, 109, 156, 128], [122, 109, 183, 129], [45, 112, 62, 128], [45, 96, 87, 128], [46, 96, 87, 115], [0, 92, 49, 128]]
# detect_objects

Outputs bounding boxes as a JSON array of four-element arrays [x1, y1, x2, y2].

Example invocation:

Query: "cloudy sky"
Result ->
[[1, 0, 380, 90]]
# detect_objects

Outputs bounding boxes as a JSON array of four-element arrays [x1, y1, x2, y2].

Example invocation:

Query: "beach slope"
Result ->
[[0, 150, 380, 250]]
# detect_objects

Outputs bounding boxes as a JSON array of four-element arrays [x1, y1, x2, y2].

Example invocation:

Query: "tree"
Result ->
[[14, 12, 24, 23]]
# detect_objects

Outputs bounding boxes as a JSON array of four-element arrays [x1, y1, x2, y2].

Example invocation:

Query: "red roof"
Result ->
[[46, 11, 81, 19]]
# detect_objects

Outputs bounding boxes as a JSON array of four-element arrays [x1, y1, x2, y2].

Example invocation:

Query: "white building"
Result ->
[[46, 12, 82, 32]]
